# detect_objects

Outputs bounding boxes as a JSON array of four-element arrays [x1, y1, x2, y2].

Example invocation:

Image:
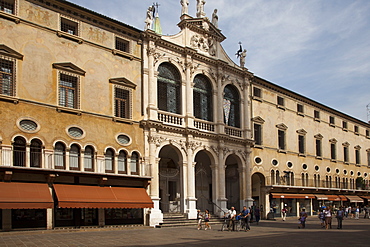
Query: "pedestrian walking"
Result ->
[[298, 208, 308, 229], [318, 210, 325, 228], [324, 206, 332, 229], [254, 206, 260, 225], [336, 206, 344, 229], [281, 207, 287, 221], [224, 206, 237, 231], [355, 206, 360, 219], [197, 209, 203, 230], [204, 209, 211, 230]]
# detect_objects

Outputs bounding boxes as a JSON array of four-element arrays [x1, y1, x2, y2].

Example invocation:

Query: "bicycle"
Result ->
[[220, 217, 229, 231]]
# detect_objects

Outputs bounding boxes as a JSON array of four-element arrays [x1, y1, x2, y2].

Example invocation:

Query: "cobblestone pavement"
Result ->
[[0, 217, 370, 247]]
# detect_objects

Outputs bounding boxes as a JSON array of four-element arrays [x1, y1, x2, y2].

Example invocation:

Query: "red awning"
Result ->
[[54, 184, 153, 209], [271, 193, 315, 199], [0, 182, 53, 209]]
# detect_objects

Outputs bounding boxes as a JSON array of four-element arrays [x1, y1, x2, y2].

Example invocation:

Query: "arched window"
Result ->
[[276, 170, 280, 185], [13, 136, 26, 167], [157, 63, 181, 114], [105, 148, 114, 173], [193, 74, 213, 121], [130, 152, 139, 175], [54, 142, 66, 169], [69, 144, 80, 170], [271, 170, 275, 185], [84, 146, 94, 171], [223, 85, 240, 128], [118, 150, 127, 174], [30, 139, 42, 168]]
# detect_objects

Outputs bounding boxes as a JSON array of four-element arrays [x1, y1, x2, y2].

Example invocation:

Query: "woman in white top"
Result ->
[[324, 206, 332, 229]]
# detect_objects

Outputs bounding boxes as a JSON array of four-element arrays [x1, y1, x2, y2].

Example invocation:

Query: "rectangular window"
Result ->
[[277, 96, 284, 106], [355, 149, 360, 165], [331, 143, 336, 160], [354, 125, 359, 134], [343, 146, 349, 163], [366, 130, 369, 138], [253, 87, 261, 98], [298, 135, 305, 154], [61, 18, 78, 35], [115, 87, 130, 119], [0, 58, 14, 96], [314, 110, 320, 119], [315, 139, 322, 157], [297, 104, 304, 114], [115, 37, 129, 53], [59, 73, 78, 108], [329, 116, 335, 125], [254, 123, 262, 145], [342, 121, 348, 129], [0, 0, 15, 14], [368, 151, 370, 166], [278, 130, 285, 150]]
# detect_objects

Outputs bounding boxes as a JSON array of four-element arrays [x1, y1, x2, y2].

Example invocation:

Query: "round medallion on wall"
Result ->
[[116, 133, 132, 146], [17, 118, 40, 133], [314, 165, 319, 171], [335, 168, 340, 174], [272, 159, 279, 166], [357, 171, 361, 177], [254, 156, 262, 165], [326, 167, 331, 173], [302, 163, 307, 170], [66, 126, 85, 139], [364, 173, 368, 178], [350, 170, 354, 176], [343, 169, 348, 175]]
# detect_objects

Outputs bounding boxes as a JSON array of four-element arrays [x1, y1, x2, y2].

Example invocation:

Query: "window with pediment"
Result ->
[[157, 63, 181, 114], [193, 74, 213, 121], [0, 45, 23, 97], [223, 84, 240, 128]]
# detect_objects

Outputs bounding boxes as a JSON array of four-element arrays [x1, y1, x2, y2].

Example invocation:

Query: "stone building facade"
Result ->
[[250, 77, 370, 217], [141, 14, 254, 226], [1, 0, 369, 230], [0, 0, 152, 230]]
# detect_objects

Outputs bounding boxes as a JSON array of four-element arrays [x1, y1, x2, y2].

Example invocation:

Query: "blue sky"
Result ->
[[70, 0, 370, 123]]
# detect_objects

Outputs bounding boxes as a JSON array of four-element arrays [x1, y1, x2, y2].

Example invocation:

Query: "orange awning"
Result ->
[[54, 184, 153, 209], [361, 196, 370, 200], [271, 193, 315, 199], [0, 182, 53, 209]]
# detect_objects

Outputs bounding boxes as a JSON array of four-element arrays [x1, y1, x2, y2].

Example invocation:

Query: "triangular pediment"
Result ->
[[276, 123, 288, 130], [329, 138, 337, 144], [52, 62, 85, 76], [0, 44, 23, 60], [252, 116, 265, 124], [342, 142, 350, 147], [314, 133, 323, 139], [109, 77, 136, 89], [178, 18, 226, 42], [296, 129, 307, 135]]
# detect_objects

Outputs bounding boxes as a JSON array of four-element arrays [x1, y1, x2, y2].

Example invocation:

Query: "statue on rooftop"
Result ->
[[196, 0, 206, 18], [212, 9, 218, 28], [181, 0, 189, 15], [144, 6, 154, 31]]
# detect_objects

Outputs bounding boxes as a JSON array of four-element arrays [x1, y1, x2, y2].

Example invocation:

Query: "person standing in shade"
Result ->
[[336, 206, 344, 229], [225, 206, 237, 231], [254, 206, 260, 225]]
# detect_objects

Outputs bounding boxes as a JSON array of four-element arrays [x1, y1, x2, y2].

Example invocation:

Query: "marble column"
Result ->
[[148, 135, 163, 227], [217, 141, 227, 216], [186, 143, 197, 219]]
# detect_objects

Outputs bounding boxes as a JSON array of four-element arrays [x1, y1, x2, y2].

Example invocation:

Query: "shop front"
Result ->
[[271, 193, 315, 217], [53, 184, 153, 227]]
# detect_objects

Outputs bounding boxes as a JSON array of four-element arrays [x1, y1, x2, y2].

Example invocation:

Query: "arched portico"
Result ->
[[252, 172, 267, 218], [194, 150, 214, 212], [225, 154, 241, 210], [158, 145, 184, 214]]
